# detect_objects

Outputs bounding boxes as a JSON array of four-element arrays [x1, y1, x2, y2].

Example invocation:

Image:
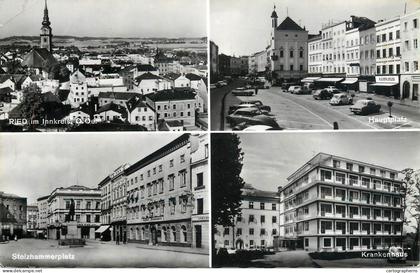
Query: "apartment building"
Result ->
[[125, 134, 194, 247], [308, 34, 322, 74], [0, 191, 27, 238], [373, 17, 401, 97], [98, 163, 130, 242], [214, 184, 280, 250], [278, 153, 404, 252], [37, 195, 49, 231], [400, 9, 420, 101], [191, 134, 209, 249], [46, 185, 101, 240], [26, 205, 38, 230], [321, 20, 347, 75]]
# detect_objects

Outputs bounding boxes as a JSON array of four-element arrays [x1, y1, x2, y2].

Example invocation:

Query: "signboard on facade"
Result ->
[[375, 76, 399, 83]]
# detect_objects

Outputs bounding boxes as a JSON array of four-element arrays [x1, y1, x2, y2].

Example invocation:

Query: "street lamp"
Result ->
[[387, 101, 393, 117]]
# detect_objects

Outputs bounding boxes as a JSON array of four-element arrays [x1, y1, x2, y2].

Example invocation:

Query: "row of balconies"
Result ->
[[320, 194, 401, 207], [318, 230, 402, 236], [320, 178, 401, 193], [295, 212, 402, 222]]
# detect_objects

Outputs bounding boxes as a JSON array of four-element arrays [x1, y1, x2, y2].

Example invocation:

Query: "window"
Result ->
[[249, 228, 254, 235], [290, 65, 294, 71], [299, 50, 304, 58], [358, 166, 365, 173], [414, 19, 418, 28], [320, 169, 332, 181], [169, 159, 174, 167], [86, 214, 91, 223], [260, 215, 265, 223], [346, 163, 353, 171], [196, 173, 204, 188], [323, 238, 332, 247], [249, 201, 254, 209], [260, 228, 266, 235], [180, 154, 185, 163], [168, 175, 175, 191], [179, 171, 187, 187], [396, 30, 400, 39], [197, 198, 203, 214], [290, 50, 294, 58], [249, 215, 255, 223], [272, 203, 276, 210], [414, 39, 418, 49], [333, 160, 340, 168], [237, 228, 242, 235], [260, 203, 265, 210], [272, 216, 277, 223]]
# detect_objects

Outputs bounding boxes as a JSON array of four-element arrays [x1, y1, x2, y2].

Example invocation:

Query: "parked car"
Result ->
[[243, 125, 275, 131], [281, 82, 297, 92], [302, 82, 315, 93], [330, 93, 353, 105], [210, 84, 217, 89], [228, 104, 269, 115], [313, 89, 333, 100], [232, 116, 282, 130], [226, 108, 276, 128], [240, 100, 271, 112], [232, 89, 254, 96], [325, 86, 341, 94], [387, 246, 407, 263], [350, 99, 381, 115], [288, 85, 302, 93]]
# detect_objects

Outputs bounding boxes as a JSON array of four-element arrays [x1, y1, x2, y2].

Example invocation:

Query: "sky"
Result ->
[[211, 0, 420, 56], [238, 131, 420, 192], [0, 0, 207, 39], [0, 133, 183, 204]]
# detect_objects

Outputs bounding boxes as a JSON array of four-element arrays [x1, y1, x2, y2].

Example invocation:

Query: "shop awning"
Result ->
[[95, 225, 110, 233], [301, 77, 321, 83], [342, 78, 358, 84], [370, 82, 398, 87], [315, 78, 344, 82]]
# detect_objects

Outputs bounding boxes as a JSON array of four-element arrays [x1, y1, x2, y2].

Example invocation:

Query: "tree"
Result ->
[[19, 85, 45, 129], [401, 168, 420, 261], [211, 133, 245, 251]]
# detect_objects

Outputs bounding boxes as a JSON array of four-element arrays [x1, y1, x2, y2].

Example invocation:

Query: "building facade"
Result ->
[[215, 184, 280, 250], [0, 192, 27, 239], [270, 7, 308, 83], [400, 9, 420, 101], [191, 134, 209, 249], [125, 134, 194, 247], [308, 34, 322, 74], [46, 185, 101, 240], [210, 41, 219, 83], [278, 153, 404, 252], [27, 205, 38, 230], [374, 17, 401, 97]]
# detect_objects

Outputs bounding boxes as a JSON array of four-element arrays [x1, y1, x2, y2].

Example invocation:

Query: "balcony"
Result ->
[[320, 212, 334, 217], [374, 216, 384, 221], [322, 230, 335, 235], [335, 229, 346, 235], [350, 214, 360, 219], [361, 215, 370, 220], [335, 196, 346, 202], [361, 230, 370, 235], [350, 230, 361, 235], [351, 246, 362, 251], [335, 213, 346, 218], [374, 230, 383, 235]]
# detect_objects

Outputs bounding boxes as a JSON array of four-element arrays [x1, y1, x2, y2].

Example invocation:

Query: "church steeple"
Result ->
[[42, 0, 51, 27], [40, 0, 53, 52], [271, 5, 278, 28]]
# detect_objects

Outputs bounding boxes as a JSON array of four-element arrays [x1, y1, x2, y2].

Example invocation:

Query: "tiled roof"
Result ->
[[98, 91, 139, 101], [185, 73, 202, 81], [134, 72, 162, 82], [96, 102, 127, 115], [277, 17, 305, 31], [146, 88, 196, 102], [136, 64, 157, 72], [21, 48, 57, 69]]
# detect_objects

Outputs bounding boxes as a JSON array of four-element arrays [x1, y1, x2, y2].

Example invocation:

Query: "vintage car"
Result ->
[[313, 89, 333, 100], [226, 108, 278, 128], [330, 93, 353, 105], [350, 99, 381, 115]]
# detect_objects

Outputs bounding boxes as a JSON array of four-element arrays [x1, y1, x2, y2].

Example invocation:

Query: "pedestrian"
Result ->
[[255, 87, 258, 95], [14, 235, 17, 241]]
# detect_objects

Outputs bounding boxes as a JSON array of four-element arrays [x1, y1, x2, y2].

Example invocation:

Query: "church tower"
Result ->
[[271, 5, 278, 29], [40, 0, 52, 52]]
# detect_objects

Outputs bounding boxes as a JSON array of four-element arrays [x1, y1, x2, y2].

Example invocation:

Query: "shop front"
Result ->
[[314, 77, 344, 89], [370, 75, 400, 98], [341, 77, 359, 91], [400, 74, 420, 102]]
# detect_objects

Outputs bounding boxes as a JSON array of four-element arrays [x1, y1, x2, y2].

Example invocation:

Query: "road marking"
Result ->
[[272, 94, 333, 127], [282, 92, 378, 129], [393, 122, 412, 129]]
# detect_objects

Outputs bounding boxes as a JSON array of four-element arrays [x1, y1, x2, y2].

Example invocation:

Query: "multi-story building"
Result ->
[[400, 9, 420, 101], [373, 16, 401, 97], [191, 134, 209, 249], [218, 54, 231, 77], [210, 41, 219, 83], [68, 70, 88, 108], [46, 185, 101, 240], [321, 20, 347, 75], [358, 24, 377, 92], [269, 6, 308, 83], [278, 153, 404, 252], [125, 134, 194, 247], [146, 88, 197, 127], [308, 34, 322, 74], [0, 191, 27, 239], [27, 205, 38, 230], [37, 195, 49, 234], [215, 184, 280, 250]]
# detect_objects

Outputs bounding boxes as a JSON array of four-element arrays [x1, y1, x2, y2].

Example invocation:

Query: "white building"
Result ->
[[134, 72, 171, 95], [68, 70, 88, 108], [308, 34, 323, 74], [400, 9, 420, 101]]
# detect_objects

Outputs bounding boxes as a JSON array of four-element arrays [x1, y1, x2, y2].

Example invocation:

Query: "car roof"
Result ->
[[235, 108, 258, 113], [243, 125, 272, 131]]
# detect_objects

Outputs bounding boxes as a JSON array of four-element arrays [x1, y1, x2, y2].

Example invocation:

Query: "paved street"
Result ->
[[216, 80, 420, 130], [0, 239, 209, 268]]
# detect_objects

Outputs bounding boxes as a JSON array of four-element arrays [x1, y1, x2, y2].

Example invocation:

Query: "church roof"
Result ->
[[277, 17, 305, 31], [21, 48, 57, 69], [271, 10, 278, 18]]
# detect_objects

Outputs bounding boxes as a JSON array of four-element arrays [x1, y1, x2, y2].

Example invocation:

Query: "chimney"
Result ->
[[94, 104, 98, 112]]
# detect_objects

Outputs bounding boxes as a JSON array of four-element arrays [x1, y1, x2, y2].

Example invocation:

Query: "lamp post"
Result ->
[[387, 101, 393, 117]]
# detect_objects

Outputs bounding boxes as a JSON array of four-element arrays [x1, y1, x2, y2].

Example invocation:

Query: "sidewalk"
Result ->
[[355, 92, 419, 108], [86, 239, 209, 255]]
